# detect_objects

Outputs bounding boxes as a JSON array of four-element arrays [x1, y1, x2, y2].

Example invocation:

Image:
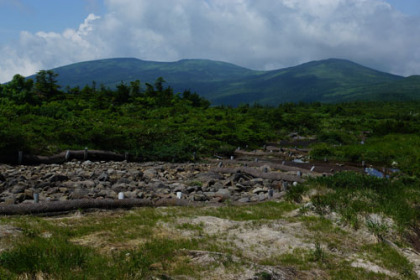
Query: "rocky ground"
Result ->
[[0, 145, 419, 279], [0, 145, 365, 207]]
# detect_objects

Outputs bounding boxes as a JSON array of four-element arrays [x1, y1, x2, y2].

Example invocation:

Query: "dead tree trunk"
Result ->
[[212, 167, 305, 182]]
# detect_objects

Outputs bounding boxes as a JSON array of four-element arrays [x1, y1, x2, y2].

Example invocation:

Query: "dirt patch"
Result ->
[[0, 223, 22, 252], [173, 216, 313, 260]]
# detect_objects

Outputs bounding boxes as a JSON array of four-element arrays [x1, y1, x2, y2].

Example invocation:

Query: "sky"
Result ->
[[1, 0, 420, 83]]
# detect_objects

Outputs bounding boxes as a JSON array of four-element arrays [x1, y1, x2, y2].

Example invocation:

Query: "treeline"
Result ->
[[0, 71, 419, 174]]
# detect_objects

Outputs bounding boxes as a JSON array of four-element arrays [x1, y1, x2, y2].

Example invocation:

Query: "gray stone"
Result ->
[[212, 182, 224, 191], [258, 192, 267, 201], [97, 172, 109, 181], [195, 171, 224, 181], [250, 178, 264, 186], [49, 174, 69, 183], [238, 197, 250, 203], [193, 194, 207, 201], [143, 169, 158, 179], [11, 183, 27, 194], [204, 192, 216, 197], [252, 187, 266, 194], [70, 188, 90, 199], [172, 183, 186, 193], [216, 188, 231, 199], [111, 183, 128, 193], [81, 180, 96, 188]]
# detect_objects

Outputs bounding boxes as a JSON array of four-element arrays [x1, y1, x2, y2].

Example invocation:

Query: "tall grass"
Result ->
[[307, 172, 420, 231]]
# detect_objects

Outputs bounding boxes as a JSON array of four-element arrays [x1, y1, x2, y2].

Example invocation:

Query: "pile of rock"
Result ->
[[0, 160, 293, 206]]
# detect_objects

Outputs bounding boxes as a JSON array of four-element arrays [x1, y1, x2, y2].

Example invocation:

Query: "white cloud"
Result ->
[[1, 0, 420, 83]]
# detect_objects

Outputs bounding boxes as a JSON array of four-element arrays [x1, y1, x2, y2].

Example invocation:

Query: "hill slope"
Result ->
[[35, 57, 420, 105]]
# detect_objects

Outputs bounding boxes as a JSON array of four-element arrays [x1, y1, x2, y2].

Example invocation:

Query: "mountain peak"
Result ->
[[25, 57, 418, 105]]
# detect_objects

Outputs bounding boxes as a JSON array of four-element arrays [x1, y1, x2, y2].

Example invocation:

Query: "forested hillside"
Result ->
[[1, 70, 420, 279], [1, 70, 419, 176]]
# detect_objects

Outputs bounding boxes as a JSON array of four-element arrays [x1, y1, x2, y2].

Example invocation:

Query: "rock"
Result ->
[[273, 191, 286, 199], [260, 165, 271, 173], [59, 196, 69, 201], [97, 172, 109, 181], [215, 188, 231, 199], [258, 192, 267, 201], [212, 182, 224, 191], [187, 186, 200, 193], [204, 192, 216, 198], [124, 191, 137, 199], [81, 180, 96, 188], [11, 183, 27, 194], [70, 188, 90, 199], [152, 181, 168, 189], [252, 186, 266, 194], [24, 188, 34, 199], [238, 197, 250, 203], [193, 194, 207, 201], [250, 195, 260, 202], [81, 160, 93, 166], [195, 171, 224, 181], [250, 178, 264, 186], [128, 170, 143, 179], [111, 183, 128, 193], [143, 169, 158, 179], [49, 174, 69, 183], [117, 178, 131, 185], [172, 183, 186, 193], [15, 193, 26, 203], [3, 197, 16, 205]]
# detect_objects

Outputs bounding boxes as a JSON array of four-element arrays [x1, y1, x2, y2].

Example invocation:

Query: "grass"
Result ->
[[361, 243, 417, 279], [306, 172, 420, 232], [0, 202, 298, 279], [311, 134, 420, 176], [0, 193, 417, 279]]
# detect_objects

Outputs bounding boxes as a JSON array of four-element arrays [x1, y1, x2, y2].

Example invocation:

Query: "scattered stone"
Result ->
[[215, 189, 231, 199]]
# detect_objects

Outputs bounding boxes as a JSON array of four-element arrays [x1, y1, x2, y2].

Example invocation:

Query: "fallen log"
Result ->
[[0, 198, 201, 216], [0, 150, 129, 165], [212, 167, 305, 183], [241, 161, 314, 173]]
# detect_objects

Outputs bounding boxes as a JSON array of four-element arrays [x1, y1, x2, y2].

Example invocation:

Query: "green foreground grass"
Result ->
[[0, 172, 419, 279]]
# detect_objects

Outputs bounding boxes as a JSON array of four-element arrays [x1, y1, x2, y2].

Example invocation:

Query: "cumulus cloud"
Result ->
[[1, 0, 420, 83]]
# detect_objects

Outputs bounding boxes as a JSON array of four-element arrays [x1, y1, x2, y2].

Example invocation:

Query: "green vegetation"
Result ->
[[0, 66, 419, 279], [291, 172, 420, 232], [0, 196, 418, 279], [1, 70, 419, 170]]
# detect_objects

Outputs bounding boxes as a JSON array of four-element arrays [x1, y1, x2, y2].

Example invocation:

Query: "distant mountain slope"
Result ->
[[31, 57, 420, 105], [50, 57, 257, 90]]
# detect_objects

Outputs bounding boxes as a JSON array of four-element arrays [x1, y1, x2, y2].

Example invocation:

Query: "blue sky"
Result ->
[[0, 0, 106, 43], [1, 0, 420, 82], [387, 0, 420, 15]]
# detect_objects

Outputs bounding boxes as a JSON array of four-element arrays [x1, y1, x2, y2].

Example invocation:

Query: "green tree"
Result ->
[[34, 70, 61, 100]]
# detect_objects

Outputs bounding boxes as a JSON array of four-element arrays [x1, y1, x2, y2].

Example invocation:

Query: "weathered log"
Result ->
[[0, 150, 129, 165], [241, 161, 314, 173], [212, 167, 305, 183], [0, 198, 202, 216]]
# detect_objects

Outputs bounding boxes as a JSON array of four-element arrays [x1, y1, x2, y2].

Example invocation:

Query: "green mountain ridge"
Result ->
[[29, 57, 419, 105]]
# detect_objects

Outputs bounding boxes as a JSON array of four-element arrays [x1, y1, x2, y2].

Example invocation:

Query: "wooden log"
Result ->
[[212, 167, 305, 183], [0, 150, 127, 165], [0, 150, 130, 165], [0, 198, 198, 216]]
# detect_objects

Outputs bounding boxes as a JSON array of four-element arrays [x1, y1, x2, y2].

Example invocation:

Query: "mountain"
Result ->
[[32, 57, 420, 105]]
